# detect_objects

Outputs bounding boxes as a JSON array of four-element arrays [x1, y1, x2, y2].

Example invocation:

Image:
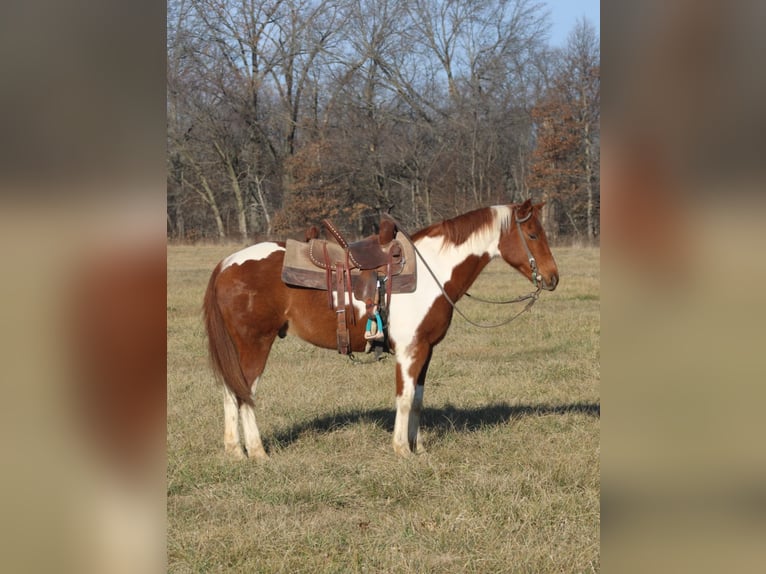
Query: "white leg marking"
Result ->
[[222, 385, 245, 460], [393, 351, 416, 456], [240, 377, 268, 460]]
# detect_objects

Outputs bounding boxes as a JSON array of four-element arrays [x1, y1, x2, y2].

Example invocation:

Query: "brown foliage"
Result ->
[[527, 38, 599, 240], [528, 95, 583, 197], [271, 141, 368, 237]]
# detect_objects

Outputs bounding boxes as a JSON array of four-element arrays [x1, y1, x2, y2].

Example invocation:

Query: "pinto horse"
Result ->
[[203, 199, 558, 459]]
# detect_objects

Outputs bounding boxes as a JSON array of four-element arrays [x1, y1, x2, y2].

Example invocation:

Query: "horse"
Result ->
[[203, 199, 559, 459]]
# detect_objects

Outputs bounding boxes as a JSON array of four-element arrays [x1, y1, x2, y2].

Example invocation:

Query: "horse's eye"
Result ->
[[528, 233, 538, 240]]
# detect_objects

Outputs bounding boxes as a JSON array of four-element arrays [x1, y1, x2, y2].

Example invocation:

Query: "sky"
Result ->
[[545, 0, 600, 48]]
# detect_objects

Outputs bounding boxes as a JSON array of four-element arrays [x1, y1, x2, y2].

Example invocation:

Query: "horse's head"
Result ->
[[499, 199, 559, 291]]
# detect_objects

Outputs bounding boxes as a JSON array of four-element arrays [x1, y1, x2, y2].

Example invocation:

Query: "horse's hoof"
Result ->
[[224, 445, 246, 460], [392, 442, 414, 458], [246, 447, 270, 461]]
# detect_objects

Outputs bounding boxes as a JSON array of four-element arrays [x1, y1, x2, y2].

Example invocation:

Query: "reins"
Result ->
[[383, 211, 542, 329]]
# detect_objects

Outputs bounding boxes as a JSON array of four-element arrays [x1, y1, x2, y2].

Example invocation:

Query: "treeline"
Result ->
[[167, 0, 599, 243]]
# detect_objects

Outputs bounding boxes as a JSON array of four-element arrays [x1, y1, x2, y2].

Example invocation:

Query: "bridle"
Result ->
[[514, 208, 542, 289]]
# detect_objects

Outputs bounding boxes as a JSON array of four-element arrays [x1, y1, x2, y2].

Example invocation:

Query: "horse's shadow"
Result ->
[[266, 401, 600, 450]]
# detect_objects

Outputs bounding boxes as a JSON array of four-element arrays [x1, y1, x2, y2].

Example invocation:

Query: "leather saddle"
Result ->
[[282, 216, 417, 354], [317, 217, 398, 269]]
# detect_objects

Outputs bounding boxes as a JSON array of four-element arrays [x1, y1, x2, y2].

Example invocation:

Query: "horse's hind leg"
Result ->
[[239, 376, 268, 460], [222, 384, 267, 460], [237, 338, 276, 460], [223, 385, 246, 460]]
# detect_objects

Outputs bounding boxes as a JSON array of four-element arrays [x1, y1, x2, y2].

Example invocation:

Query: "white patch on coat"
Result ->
[[491, 205, 513, 249], [393, 351, 417, 449], [221, 242, 284, 270], [330, 290, 368, 321]]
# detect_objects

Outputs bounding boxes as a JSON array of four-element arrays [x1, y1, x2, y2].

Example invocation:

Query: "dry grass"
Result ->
[[167, 244, 600, 573]]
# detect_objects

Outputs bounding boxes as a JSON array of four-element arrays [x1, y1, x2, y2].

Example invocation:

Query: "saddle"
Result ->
[[282, 216, 417, 355]]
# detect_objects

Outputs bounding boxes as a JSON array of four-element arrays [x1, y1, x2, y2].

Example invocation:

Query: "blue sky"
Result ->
[[545, 0, 600, 47]]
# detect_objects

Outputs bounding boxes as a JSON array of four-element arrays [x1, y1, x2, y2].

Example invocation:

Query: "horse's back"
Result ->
[[220, 241, 286, 271]]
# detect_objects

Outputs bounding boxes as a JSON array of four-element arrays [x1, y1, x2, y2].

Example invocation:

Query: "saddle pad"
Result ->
[[281, 232, 417, 294]]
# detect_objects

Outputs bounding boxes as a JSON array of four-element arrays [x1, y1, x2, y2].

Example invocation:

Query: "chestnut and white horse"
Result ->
[[203, 199, 559, 458]]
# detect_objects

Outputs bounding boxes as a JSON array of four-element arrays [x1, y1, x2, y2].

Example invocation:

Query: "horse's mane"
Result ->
[[411, 206, 510, 248]]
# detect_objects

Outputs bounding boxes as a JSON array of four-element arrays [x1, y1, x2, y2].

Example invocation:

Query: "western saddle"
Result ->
[[281, 215, 417, 355]]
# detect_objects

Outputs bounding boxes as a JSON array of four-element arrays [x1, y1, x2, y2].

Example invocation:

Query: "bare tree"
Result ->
[[528, 18, 600, 242], [564, 18, 600, 241]]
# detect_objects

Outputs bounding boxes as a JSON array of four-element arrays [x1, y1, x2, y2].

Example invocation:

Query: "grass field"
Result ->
[[167, 244, 600, 573]]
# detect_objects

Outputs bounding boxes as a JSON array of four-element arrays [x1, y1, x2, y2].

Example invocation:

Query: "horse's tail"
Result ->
[[202, 263, 254, 406]]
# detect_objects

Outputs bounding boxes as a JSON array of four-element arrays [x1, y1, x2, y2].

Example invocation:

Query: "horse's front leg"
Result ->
[[392, 343, 432, 456]]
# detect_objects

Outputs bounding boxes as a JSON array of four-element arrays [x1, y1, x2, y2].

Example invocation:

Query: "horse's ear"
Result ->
[[304, 225, 320, 242], [516, 198, 533, 219]]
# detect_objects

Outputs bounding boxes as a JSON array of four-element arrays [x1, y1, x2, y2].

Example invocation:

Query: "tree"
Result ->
[[528, 18, 599, 242]]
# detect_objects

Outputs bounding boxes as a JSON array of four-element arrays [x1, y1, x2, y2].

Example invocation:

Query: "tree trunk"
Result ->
[[192, 177, 226, 241], [214, 141, 248, 241], [178, 148, 225, 240], [253, 175, 271, 235], [541, 193, 556, 242], [579, 67, 595, 243]]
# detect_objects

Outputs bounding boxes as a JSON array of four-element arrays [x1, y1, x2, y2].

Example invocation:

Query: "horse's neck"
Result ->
[[416, 227, 499, 300], [448, 247, 494, 300]]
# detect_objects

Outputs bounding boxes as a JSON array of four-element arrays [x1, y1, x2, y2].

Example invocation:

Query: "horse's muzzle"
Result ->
[[542, 274, 558, 291]]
